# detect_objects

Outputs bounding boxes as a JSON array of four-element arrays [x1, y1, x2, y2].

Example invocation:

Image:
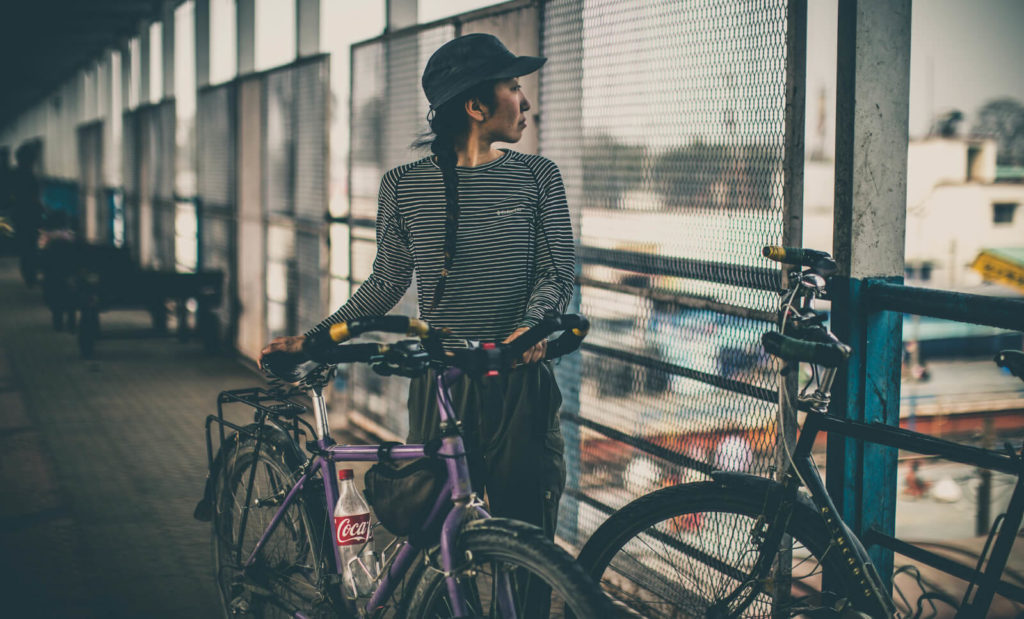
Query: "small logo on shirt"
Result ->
[[496, 206, 523, 217]]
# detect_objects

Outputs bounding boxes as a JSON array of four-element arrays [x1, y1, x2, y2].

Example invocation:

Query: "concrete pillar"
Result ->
[[237, 0, 256, 75], [195, 0, 211, 88], [162, 1, 176, 99], [386, 0, 417, 32], [297, 0, 321, 57], [828, 0, 911, 589]]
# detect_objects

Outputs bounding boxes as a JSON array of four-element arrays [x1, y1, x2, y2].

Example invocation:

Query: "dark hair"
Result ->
[[414, 80, 497, 310]]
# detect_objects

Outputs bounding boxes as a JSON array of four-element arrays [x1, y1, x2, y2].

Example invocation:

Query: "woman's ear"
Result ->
[[464, 97, 488, 123]]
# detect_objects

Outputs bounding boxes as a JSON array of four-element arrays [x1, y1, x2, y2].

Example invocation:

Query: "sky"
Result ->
[[907, 0, 1024, 136], [807, 0, 1024, 155]]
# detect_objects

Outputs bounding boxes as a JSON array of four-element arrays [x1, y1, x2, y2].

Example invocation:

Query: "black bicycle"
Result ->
[[576, 246, 1024, 618]]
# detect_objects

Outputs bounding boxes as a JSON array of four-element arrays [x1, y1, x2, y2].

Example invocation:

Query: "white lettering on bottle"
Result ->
[[334, 514, 371, 546]]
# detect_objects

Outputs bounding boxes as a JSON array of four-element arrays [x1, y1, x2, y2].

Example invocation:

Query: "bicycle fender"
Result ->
[[193, 421, 304, 522]]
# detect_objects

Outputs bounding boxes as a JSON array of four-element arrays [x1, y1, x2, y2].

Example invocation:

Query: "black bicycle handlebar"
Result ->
[[509, 313, 590, 360], [444, 313, 589, 376], [302, 316, 430, 358], [263, 343, 387, 382], [761, 331, 851, 367], [763, 245, 838, 276], [266, 313, 589, 383]]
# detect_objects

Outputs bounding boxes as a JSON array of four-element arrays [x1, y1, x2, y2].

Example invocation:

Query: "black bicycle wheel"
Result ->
[[406, 517, 613, 618], [576, 479, 889, 618], [211, 425, 342, 618]]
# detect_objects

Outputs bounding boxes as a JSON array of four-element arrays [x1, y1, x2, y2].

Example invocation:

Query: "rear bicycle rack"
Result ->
[[203, 386, 315, 474], [195, 386, 318, 523]]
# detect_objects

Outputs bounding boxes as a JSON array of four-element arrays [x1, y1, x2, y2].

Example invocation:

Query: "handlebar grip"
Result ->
[[304, 316, 431, 356], [317, 342, 386, 365], [347, 315, 430, 339], [505, 315, 561, 358], [544, 315, 590, 360], [995, 350, 1024, 381], [762, 246, 838, 275], [761, 331, 851, 367], [506, 314, 588, 359]]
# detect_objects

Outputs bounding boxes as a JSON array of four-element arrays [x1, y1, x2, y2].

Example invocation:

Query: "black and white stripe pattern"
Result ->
[[308, 149, 576, 344]]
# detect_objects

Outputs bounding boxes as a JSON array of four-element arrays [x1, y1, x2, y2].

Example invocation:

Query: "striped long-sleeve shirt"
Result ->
[[307, 149, 576, 344]]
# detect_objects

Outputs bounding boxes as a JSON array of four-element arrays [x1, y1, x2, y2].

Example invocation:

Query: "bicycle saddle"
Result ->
[[262, 350, 323, 383]]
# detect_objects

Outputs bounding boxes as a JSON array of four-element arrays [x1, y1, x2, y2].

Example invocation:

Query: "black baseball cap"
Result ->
[[421, 33, 546, 111]]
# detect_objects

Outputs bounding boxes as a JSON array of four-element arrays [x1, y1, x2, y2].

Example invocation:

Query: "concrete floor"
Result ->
[[0, 257, 367, 618]]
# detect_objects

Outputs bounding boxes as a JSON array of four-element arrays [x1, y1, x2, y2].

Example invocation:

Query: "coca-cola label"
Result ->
[[334, 514, 372, 546]]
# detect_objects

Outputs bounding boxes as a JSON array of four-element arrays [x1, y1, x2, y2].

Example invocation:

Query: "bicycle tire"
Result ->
[[211, 424, 343, 618], [405, 517, 614, 618], [576, 479, 890, 618]]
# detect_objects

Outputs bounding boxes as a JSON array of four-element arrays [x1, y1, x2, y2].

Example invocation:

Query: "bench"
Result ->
[[45, 243, 224, 357]]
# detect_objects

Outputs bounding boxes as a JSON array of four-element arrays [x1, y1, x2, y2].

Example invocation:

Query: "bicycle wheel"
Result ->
[[406, 517, 613, 618], [576, 479, 889, 618], [211, 425, 341, 618]]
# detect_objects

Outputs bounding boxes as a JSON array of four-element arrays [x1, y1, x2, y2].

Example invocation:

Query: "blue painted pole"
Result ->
[[862, 276, 904, 581]]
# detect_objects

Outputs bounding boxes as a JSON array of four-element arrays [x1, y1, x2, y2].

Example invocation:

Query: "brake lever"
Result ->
[[1005, 442, 1022, 464]]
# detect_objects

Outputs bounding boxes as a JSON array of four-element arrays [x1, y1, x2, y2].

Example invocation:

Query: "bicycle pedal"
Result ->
[[228, 596, 251, 615]]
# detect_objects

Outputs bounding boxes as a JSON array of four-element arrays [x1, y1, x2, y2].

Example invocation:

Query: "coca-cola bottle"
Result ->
[[334, 469, 377, 598]]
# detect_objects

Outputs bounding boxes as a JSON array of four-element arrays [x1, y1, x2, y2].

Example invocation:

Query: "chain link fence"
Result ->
[[541, 0, 793, 550]]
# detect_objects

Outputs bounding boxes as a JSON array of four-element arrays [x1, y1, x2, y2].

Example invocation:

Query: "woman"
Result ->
[[261, 33, 576, 539]]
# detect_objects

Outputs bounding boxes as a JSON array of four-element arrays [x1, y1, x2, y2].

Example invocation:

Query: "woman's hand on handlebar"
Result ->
[[504, 327, 547, 365], [259, 335, 306, 369]]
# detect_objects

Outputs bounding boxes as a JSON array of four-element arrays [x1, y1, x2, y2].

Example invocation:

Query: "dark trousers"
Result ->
[[406, 361, 566, 539]]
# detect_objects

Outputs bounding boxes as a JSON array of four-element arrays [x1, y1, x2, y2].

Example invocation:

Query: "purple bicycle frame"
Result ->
[[242, 366, 512, 618]]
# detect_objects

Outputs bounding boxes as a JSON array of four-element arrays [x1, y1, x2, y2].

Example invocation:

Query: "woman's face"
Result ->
[[479, 78, 531, 143]]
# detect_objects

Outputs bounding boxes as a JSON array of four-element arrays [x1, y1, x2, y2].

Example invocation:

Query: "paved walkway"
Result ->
[[0, 257, 362, 618]]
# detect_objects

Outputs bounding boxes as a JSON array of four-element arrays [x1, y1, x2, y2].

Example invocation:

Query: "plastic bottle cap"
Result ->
[[338, 469, 354, 481]]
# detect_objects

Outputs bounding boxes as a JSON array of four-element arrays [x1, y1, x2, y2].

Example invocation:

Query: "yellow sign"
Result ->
[[971, 250, 1024, 293]]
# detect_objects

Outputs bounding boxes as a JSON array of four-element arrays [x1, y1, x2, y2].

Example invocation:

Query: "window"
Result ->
[[993, 202, 1017, 224]]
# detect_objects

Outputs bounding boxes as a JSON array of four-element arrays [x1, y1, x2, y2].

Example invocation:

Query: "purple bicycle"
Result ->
[[194, 313, 611, 618]]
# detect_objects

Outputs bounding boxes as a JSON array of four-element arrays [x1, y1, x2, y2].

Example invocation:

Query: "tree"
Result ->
[[581, 134, 645, 209], [652, 141, 781, 211], [972, 98, 1024, 166]]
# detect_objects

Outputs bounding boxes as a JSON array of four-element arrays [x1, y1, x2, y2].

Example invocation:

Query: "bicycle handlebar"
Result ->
[[303, 315, 430, 357], [265, 313, 589, 383], [762, 246, 838, 276], [262, 343, 387, 382], [995, 350, 1024, 382], [509, 313, 590, 361], [444, 313, 590, 376], [761, 331, 851, 367]]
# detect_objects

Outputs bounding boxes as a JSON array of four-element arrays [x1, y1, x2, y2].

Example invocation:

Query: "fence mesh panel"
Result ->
[[346, 27, 453, 430], [148, 102, 176, 270], [346, 4, 798, 609], [539, 2, 795, 613], [77, 121, 105, 243], [256, 59, 329, 340], [122, 110, 140, 259], [197, 86, 234, 210], [197, 84, 236, 337]]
